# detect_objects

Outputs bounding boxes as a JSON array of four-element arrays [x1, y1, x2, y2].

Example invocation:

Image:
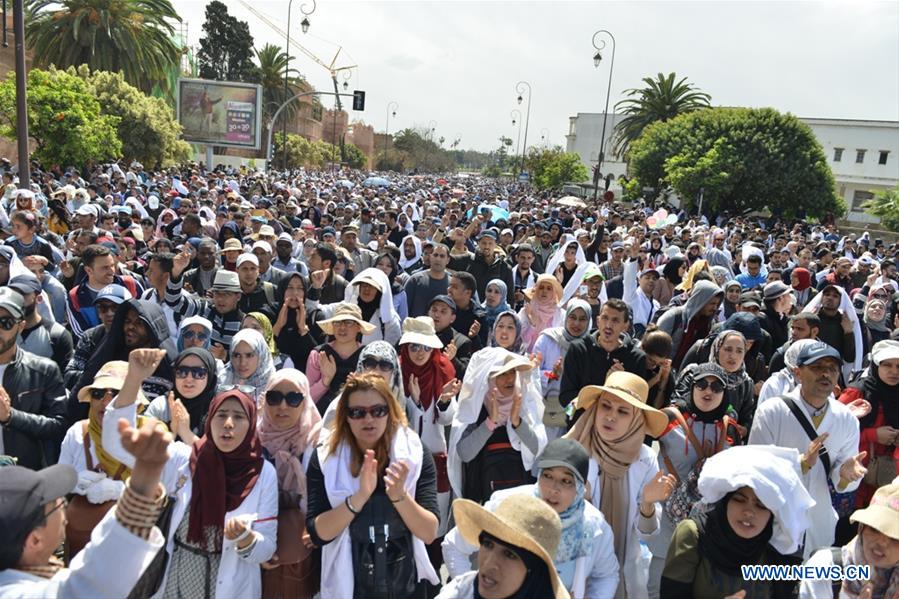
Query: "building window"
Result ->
[[851, 189, 874, 213], [856, 149, 866, 163], [879, 151, 889, 165], [833, 148, 843, 162]]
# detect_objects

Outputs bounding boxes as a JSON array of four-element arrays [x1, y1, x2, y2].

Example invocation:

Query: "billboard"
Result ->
[[176, 78, 263, 150]]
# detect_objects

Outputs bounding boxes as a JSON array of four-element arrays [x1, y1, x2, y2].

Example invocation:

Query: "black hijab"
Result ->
[[695, 492, 774, 575], [174, 348, 218, 435], [858, 364, 899, 429], [663, 257, 686, 286], [676, 368, 731, 424], [472, 532, 555, 599]]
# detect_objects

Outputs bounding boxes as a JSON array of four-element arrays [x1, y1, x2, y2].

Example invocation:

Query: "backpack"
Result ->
[[348, 492, 417, 599], [660, 408, 731, 523]]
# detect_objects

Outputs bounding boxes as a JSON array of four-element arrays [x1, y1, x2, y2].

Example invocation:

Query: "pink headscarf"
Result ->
[[258, 369, 322, 506]]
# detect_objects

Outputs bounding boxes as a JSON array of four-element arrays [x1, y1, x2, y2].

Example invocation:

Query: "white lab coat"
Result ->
[[586, 444, 662, 599], [748, 387, 861, 558], [0, 507, 165, 599], [623, 259, 660, 329], [102, 402, 278, 599], [442, 484, 619, 599]]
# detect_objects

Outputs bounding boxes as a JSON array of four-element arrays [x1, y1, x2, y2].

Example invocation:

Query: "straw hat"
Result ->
[[222, 238, 243, 252], [851, 482, 899, 540], [575, 371, 668, 436], [488, 351, 533, 378], [77, 360, 147, 405], [399, 316, 442, 349], [524, 273, 564, 303], [453, 495, 569, 599], [318, 302, 376, 335]]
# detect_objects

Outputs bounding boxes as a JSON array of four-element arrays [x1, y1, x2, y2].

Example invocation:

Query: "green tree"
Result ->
[[863, 185, 899, 232], [628, 107, 843, 218], [255, 44, 304, 126], [76, 67, 190, 167], [342, 143, 367, 169], [0, 67, 121, 167], [197, 1, 257, 82], [523, 146, 589, 190], [613, 72, 711, 158], [25, 0, 182, 96]]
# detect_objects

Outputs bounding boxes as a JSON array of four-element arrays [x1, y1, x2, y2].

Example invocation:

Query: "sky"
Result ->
[[173, 1, 899, 153]]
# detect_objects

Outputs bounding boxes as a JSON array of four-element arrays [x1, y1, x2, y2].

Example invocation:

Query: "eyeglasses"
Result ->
[[182, 330, 209, 342], [89, 388, 117, 400], [406, 343, 431, 354], [175, 366, 209, 380], [346, 404, 390, 420], [694, 379, 726, 394], [95, 302, 119, 314], [265, 390, 305, 408], [0, 316, 20, 331], [361, 357, 394, 372]]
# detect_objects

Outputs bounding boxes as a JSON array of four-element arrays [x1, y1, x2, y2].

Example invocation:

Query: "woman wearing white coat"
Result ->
[[102, 348, 278, 599], [564, 372, 676, 599], [311, 267, 402, 346]]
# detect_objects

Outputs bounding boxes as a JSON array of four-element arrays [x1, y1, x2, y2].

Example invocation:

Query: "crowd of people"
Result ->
[[0, 160, 897, 599]]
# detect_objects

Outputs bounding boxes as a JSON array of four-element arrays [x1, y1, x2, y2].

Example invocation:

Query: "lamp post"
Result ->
[[510, 109, 522, 171], [282, 0, 316, 168], [12, 0, 29, 186], [515, 81, 531, 175], [591, 29, 616, 203], [382, 101, 398, 168]]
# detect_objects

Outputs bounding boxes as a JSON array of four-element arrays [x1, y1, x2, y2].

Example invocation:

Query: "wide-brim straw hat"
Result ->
[[399, 316, 443, 349], [524, 273, 564, 303], [488, 352, 533, 378], [453, 495, 570, 599], [575, 371, 668, 437], [77, 360, 147, 405], [318, 302, 377, 335], [851, 482, 899, 540]]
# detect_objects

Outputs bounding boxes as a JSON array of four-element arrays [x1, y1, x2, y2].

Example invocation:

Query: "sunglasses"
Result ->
[[89, 388, 117, 400], [346, 404, 390, 420], [265, 390, 305, 408], [361, 357, 394, 372], [175, 366, 209, 380], [219, 384, 255, 395], [0, 316, 20, 331], [406, 343, 431, 354], [694, 379, 726, 394], [182, 330, 209, 342]]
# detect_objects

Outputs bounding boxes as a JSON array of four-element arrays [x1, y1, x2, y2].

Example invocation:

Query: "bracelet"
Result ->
[[390, 493, 406, 504], [639, 505, 655, 518], [233, 525, 253, 544], [345, 495, 360, 515]]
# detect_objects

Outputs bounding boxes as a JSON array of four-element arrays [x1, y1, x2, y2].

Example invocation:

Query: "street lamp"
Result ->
[[341, 69, 351, 91], [591, 29, 616, 202], [510, 109, 522, 170], [382, 101, 399, 167], [282, 0, 317, 167], [515, 81, 531, 175]]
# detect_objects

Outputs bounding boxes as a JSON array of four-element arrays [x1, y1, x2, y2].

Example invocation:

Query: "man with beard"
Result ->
[[65, 244, 142, 340], [0, 287, 67, 469], [341, 225, 375, 275], [510, 244, 537, 310], [404, 242, 450, 317], [447, 230, 513, 304], [811, 285, 856, 366], [7, 273, 72, 375], [181, 238, 220, 296], [272, 232, 307, 276]]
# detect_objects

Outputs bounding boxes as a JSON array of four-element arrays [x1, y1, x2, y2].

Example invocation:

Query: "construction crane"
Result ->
[[236, 0, 356, 100]]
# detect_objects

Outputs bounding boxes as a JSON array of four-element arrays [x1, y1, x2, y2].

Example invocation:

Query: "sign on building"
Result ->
[[176, 78, 263, 150]]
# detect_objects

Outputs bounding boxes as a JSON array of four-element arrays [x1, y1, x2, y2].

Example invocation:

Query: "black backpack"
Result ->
[[349, 491, 417, 599]]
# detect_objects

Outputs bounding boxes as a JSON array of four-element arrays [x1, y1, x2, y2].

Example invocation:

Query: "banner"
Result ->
[[176, 78, 263, 149]]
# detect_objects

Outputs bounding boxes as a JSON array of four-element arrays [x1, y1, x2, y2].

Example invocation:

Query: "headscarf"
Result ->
[[188, 390, 264, 548], [398, 235, 422, 270], [523, 274, 563, 349], [858, 362, 899, 430], [677, 363, 732, 424], [87, 366, 146, 480], [482, 279, 510, 330], [694, 492, 774, 575], [710, 330, 748, 388], [355, 341, 404, 402], [676, 259, 709, 292], [841, 526, 899, 599], [220, 328, 275, 402], [534, 468, 602, 564], [791, 267, 812, 291], [155, 208, 177, 238], [489, 310, 524, 354], [566, 398, 647, 570], [544, 235, 592, 305], [483, 370, 519, 432], [663, 257, 685, 286], [258, 369, 322, 507], [177, 316, 213, 352], [540, 299, 592, 356], [246, 312, 279, 357], [472, 532, 555, 599], [400, 342, 455, 413], [174, 348, 218, 436], [864, 299, 891, 334]]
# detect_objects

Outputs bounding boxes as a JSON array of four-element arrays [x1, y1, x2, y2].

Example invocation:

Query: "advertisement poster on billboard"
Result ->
[[176, 78, 263, 149]]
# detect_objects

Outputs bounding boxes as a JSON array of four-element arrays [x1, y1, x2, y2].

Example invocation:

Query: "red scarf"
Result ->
[[400, 345, 455, 413], [188, 389, 263, 547]]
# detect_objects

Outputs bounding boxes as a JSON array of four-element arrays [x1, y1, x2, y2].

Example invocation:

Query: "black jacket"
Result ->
[[1, 348, 67, 469], [436, 327, 473, 380], [559, 334, 649, 409], [183, 265, 219, 297], [64, 324, 107, 390], [449, 252, 515, 304]]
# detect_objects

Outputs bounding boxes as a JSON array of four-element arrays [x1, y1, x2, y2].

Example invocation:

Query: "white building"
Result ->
[[565, 113, 899, 223]]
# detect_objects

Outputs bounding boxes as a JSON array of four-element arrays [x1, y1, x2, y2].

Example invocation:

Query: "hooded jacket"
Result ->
[[657, 280, 724, 368], [69, 299, 177, 423]]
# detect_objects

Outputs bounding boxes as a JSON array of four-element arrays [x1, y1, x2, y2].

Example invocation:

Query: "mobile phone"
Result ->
[[378, 223, 386, 234]]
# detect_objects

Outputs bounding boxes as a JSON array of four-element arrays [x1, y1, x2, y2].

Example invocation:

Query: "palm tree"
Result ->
[[255, 43, 303, 127], [613, 72, 711, 157], [25, 0, 182, 96]]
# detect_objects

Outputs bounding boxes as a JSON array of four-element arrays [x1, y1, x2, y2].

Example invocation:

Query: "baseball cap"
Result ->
[[477, 230, 497, 241], [0, 464, 78, 538], [0, 287, 25, 319], [75, 205, 96, 217], [7, 273, 42, 296], [692, 362, 728, 385], [236, 253, 259, 268], [429, 294, 457, 313], [795, 341, 842, 367], [871, 339, 899, 366], [321, 226, 336, 238], [94, 284, 132, 305], [251, 241, 272, 254], [277, 233, 293, 245], [257, 225, 275, 238], [536, 438, 589, 485]]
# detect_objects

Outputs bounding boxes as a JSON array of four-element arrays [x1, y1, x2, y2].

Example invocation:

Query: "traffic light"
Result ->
[[352, 90, 365, 111]]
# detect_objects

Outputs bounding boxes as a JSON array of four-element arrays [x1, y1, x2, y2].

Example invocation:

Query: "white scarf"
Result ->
[[318, 426, 438, 597]]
